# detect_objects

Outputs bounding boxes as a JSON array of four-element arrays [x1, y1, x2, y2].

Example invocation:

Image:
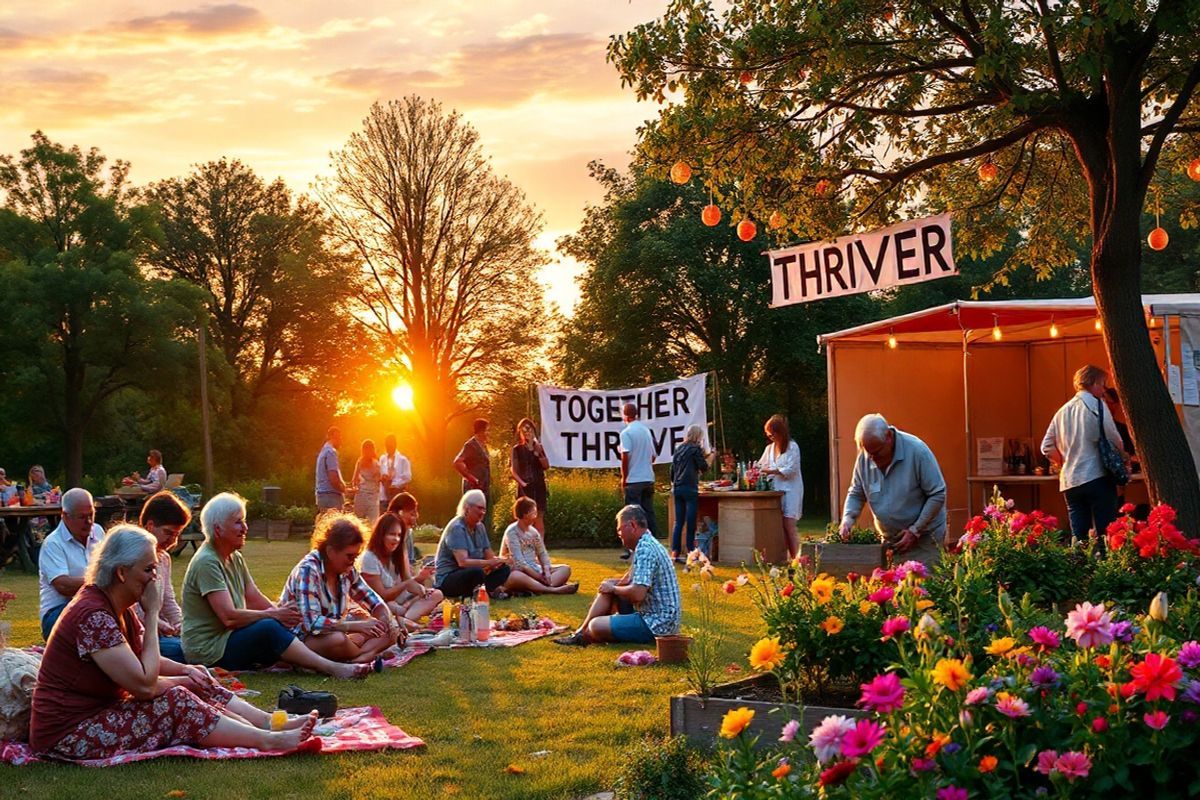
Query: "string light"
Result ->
[[887, 328, 898, 349], [992, 314, 1002, 341], [1094, 318, 1102, 332], [1049, 316, 1059, 338]]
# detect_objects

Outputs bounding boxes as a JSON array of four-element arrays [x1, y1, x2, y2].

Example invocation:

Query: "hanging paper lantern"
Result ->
[[739, 70, 753, 85], [1148, 226, 1169, 251], [1188, 157, 1200, 182], [768, 210, 786, 230], [702, 204, 722, 227], [882, 6, 895, 21], [814, 179, 831, 196], [978, 160, 998, 182], [670, 160, 692, 184], [737, 218, 757, 241]]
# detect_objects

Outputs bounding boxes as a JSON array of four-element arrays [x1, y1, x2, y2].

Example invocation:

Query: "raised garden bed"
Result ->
[[798, 541, 879, 579]]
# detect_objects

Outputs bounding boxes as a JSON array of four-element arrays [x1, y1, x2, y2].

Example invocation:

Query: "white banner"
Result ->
[[768, 213, 957, 306], [536, 374, 709, 468]]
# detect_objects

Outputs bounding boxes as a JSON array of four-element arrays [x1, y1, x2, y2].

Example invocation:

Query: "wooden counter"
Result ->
[[668, 490, 786, 565]]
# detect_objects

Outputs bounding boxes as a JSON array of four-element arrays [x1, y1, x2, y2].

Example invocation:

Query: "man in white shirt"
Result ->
[[1041, 364, 1126, 544], [619, 402, 657, 559], [38, 487, 105, 639], [379, 433, 412, 512]]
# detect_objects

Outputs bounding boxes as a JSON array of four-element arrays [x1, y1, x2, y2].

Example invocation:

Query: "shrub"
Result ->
[[1090, 503, 1200, 611], [612, 735, 710, 800], [824, 521, 877, 544]]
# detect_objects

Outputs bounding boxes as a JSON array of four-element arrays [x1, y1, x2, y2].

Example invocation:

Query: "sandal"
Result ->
[[490, 589, 510, 601]]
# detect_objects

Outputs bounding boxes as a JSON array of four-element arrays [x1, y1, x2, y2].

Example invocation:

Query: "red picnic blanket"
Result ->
[[0, 706, 423, 766]]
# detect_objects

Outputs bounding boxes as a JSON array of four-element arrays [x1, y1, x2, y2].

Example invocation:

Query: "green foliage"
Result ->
[[680, 556, 728, 697], [612, 736, 711, 800], [825, 522, 877, 545]]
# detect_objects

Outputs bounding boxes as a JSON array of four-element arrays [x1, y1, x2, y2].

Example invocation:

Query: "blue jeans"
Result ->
[[1063, 476, 1117, 544], [214, 619, 297, 670], [671, 487, 699, 555], [41, 604, 66, 641], [623, 482, 657, 537], [160, 636, 185, 662]]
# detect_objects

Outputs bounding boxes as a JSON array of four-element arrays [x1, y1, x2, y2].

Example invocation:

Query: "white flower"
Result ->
[[769, 567, 781, 579], [736, 573, 750, 586], [1149, 592, 1169, 622], [809, 715, 856, 763]]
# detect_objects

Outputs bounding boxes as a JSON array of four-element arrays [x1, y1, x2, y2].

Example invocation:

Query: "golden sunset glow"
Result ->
[[391, 382, 415, 411]]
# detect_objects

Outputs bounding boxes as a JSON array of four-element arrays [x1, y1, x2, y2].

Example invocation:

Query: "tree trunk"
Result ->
[[63, 323, 86, 487]]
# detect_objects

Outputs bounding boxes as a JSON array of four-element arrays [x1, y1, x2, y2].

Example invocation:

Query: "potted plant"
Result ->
[[798, 523, 881, 579]]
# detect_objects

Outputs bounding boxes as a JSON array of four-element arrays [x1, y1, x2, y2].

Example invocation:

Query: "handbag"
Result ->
[[1096, 400, 1129, 486], [278, 684, 338, 718]]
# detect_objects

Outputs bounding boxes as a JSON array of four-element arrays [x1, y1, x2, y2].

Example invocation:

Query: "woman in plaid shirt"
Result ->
[[278, 514, 400, 665]]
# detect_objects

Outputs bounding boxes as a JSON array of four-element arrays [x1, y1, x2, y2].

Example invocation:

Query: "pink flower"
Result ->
[[1130, 653, 1184, 701], [881, 616, 911, 641], [936, 788, 968, 800], [896, 560, 927, 580], [1092, 717, 1108, 733], [859, 672, 905, 713], [1178, 641, 1200, 670], [1028, 626, 1061, 651], [911, 757, 936, 773], [779, 719, 800, 743], [872, 568, 897, 584], [841, 719, 886, 758], [868, 586, 895, 604], [809, 715, 856, 763], [1065, 602, 1114, 649], [1054, 751, 1092, 781], [995, 692, 1031, 718], [1144, 710, 1170, 730], [1035, 750, 1059, 775], [964, 687, 990, 705]]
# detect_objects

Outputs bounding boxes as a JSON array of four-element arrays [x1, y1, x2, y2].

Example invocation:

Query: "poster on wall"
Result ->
[[536, 375, 708, 468], [767, 213, 957, 307]]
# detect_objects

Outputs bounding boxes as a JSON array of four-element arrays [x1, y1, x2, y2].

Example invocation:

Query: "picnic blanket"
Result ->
[[259, 642, 432, 673], [0, 705, 423, 766], [410, 624, 567, 649]]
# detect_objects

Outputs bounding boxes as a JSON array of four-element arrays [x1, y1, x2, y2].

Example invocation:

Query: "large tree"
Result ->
[[611, 1, 1200, 529], [0, 132, 198, 485], [320, 97, 551, 461]]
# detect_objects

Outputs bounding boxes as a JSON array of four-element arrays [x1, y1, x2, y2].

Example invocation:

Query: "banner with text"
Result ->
[[768, 213, 957, 306], [536, 374, 708, 468]]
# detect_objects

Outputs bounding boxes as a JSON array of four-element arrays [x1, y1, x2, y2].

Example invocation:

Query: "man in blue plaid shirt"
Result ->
[[555, 504, 680, 647]]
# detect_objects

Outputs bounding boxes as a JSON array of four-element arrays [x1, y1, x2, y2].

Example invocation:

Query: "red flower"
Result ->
[[1120, 502, 1136, 514], [781, 582, 795, 597], [965, 516, 987, 535], [1130, 653, 1183, 701], [1092, 717, 1108, 733], [818, 760, 858, 786]]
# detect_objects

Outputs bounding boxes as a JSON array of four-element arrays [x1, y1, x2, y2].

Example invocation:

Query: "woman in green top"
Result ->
[[180, 493, 375, 679]]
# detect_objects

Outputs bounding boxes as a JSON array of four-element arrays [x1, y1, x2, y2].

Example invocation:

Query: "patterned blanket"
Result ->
[[0, 706, 423, 766], [412, 624, 567, 649]]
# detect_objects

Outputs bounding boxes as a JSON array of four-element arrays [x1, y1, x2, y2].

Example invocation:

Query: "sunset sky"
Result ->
[[0, 2, 667, 313]]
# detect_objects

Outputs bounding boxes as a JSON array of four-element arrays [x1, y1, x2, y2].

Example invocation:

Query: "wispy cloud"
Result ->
[[115, 3, 266, 36]]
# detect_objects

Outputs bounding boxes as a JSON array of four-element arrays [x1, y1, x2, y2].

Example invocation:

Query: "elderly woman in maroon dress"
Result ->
[[29, 525, 319, 760]]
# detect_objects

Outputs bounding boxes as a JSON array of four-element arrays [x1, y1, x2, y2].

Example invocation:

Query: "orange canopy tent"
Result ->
[[817, 295, 1200, 536]]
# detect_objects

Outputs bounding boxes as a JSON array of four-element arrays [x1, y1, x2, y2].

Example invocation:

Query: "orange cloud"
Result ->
[[114, 4, 267, 37]]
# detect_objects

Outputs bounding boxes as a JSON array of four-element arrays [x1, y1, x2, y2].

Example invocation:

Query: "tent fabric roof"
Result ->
[[817, 294, 1200, 345]]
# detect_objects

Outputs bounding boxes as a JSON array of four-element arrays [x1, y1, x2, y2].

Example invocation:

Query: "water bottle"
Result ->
[[474, 585, 490, 642]]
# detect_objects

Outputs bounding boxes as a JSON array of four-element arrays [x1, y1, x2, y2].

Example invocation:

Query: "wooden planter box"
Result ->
[[799, 541, 879, 579], [266, 519, 292, 541], [248, 519, 268, 539], [669, 674, 865, 749]]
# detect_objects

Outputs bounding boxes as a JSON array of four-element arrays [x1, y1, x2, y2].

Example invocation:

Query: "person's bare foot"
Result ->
[[283, 710, 319, 734], [269, 727, 309, 751], [557, 582, 580, 595]]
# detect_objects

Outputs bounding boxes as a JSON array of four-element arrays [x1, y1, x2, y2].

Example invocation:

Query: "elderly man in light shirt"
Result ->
[[1041, 364, 1126, 544], [38, 487, 105, 639], [839, 413, 947, 567]]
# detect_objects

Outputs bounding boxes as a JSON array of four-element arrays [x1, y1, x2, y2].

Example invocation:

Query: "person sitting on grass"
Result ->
[[38, 487, 105, 640], [134, 491, 190, 662], [180, 493, 377, 679], [30, 525, 319, 761], [499, 497, 578, 596], [358, 509, 443, 632], [433, 489, 511, 599], [555, 504, 681, 647], [279, 513, 400, 665]]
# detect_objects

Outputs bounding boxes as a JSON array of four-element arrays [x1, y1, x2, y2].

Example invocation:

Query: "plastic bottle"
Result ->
[[459, 602, 474, 642], [474, 585, 490, 642]]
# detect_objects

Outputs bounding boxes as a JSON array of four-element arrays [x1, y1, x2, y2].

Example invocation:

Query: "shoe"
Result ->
[[553, 631, 587, 647], [672, 556, 685, 565], [619, 549, 631, 560], [491, 589, 510, 601]]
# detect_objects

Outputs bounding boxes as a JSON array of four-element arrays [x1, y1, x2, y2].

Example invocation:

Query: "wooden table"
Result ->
[[668, 490, 787, 565], [967, 473, 1146, 516], [0, 505, 61, 573]]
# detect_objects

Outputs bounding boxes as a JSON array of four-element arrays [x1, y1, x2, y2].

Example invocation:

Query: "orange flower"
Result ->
[[819, 615, 845, 635], [720, 706, 756, 738], [979, 755, 998, 773], [925, 732, 950, 758], [985, 637, 1016, 656], [810, 576, 835, 604], [931, 658, 973, 692], [859, 600, 874, 615], [749, 637, 787, 671], [772, 762, 792, 779]]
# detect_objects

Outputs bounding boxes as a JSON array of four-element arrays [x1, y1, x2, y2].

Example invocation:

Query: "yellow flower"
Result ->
[[985, 637, 1016, 656], [931, 658, 973, 692], [810, 577, 835, 605], [916, 599, 935, 611], [720, 706, 756, 738], [859, 600, 874, 615], [749, 637, 787, 671], [820, 615, 845, 635], [838, 582, 855, 598]]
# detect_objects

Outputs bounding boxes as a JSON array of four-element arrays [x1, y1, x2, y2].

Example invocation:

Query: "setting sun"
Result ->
[[391, 382, 415, 411]]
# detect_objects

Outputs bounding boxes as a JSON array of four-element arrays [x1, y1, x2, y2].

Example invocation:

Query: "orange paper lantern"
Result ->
[[1188, 157, 1200, 182], [702, 204, 722, 227], [1148, 226, 1169, 251], [978, 160, 998, 182], [670, 160, 692, 184], [739, 70, 753, 85], [768, 210, 786, 230], [737, 218, 757, 241]]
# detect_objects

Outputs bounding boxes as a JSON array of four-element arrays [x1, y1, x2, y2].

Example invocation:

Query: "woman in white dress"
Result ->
[[758, 414, 803, 559], [351, 439, 383, 525]]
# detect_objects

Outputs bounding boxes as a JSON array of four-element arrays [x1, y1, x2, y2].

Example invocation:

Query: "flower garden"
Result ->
[[701, 495, 1200, 798]]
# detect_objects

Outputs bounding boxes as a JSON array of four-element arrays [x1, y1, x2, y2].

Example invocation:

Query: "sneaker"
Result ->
[[619, 549, 632, 560], [553, 631, 587, 647]]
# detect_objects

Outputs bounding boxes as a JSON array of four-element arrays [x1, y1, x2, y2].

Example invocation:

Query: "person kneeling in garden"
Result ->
[[278, 513, 400, 665], [30, 525, 318, 760], [555, 504, 680, 647]]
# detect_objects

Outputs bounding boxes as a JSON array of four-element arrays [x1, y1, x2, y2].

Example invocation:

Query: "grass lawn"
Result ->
[[0, 529, 817, 799]]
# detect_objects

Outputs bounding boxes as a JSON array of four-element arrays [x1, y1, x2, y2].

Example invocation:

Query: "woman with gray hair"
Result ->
[[180, 493, 376, 678], [669, 424, 714, 561], [29, 525, 320, 760], [433, 489, 512, 598]]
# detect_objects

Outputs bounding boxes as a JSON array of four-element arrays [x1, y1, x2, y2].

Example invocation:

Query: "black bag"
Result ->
[[1096, 401, 1129, 486], [278, 684, 338, 718]]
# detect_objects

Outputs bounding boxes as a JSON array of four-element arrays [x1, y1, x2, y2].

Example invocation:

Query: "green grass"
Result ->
[[0, 538, 774, 799]]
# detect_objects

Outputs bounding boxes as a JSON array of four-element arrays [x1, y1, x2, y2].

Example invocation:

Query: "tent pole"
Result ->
[[962, 328, 973, 520]]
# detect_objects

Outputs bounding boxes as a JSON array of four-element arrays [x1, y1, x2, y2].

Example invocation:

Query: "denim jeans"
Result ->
[[214, 619, 297, 670], [670, 486, 699, 555], [623, 482, 657, 537], [1063, 475, 1117, 544]]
